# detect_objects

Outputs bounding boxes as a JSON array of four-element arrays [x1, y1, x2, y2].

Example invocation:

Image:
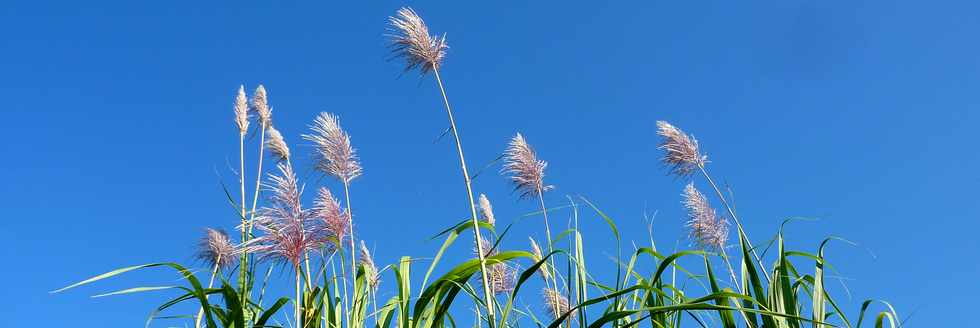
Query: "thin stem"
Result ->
[[295, 266, 303, 328], [195, 258, 221, 328], [432, 68, 497, 328], [717, 249, 754, 328], [238, 132, 249, 307], [698, 165, 771, 283], [343, 180, 357, 327], [247, 122, 268, 237], [340, 250, 351, 328], [304, 253, 314, 290], [537, 192, 562, 327]]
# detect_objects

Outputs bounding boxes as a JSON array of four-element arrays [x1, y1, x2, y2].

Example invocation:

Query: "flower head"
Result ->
[[249, 164, 320, 267], [196, 228, 238, 270], [542, 288, 575, 320], [528, 237, 551, 281], [359, 240, 380, 290], [313, 187, 350, 249], [252, 85, 271, 125], [502, 133, 553, 199], [474, 237, 515, 294], [656, 121, 706, 177], [303, 112, 362, 184], [682, 183, 729, 250], [265, 126, 290, 162], [478, 194, 495, 226], [234, 85, 250, 133], [387, 7, 448, 75]]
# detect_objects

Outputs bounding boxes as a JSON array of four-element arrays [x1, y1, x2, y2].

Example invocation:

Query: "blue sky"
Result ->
[[3, 0, 977, 326]]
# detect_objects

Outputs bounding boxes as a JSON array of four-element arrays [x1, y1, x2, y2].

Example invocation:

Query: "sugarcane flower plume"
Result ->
[[529, 237, 551, 281], [313, 187, 350, 249], [387, 7, 448, 75], [478, 193, 495, 227], [196, 228, 238, 271], [265, 126, 291, 161], [542, 288, 576, 320], [359, 240, 380, 290], [234, 85, 250, 133], [474, 237, 515, 294], [252, 85, 271, 125], [502, 133, 553, 198], [304, 112, 362, 184], [682, 183, 729, 250], [249, 163, 320, 267], [656, 121, 707, 177]]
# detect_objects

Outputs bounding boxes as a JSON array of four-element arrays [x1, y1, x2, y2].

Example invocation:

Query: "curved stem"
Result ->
[[432, 68, 496, 328], [698, 165, 771, 283]]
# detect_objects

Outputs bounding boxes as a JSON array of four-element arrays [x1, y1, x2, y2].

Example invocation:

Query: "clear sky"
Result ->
[[3, 1, 977, 326]]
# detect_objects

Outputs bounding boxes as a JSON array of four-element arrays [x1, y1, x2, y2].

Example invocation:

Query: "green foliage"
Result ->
[[53, 9, 898, 328]]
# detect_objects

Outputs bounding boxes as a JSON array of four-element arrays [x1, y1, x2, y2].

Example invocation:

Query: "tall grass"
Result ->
[[53, 6, 900, 328]]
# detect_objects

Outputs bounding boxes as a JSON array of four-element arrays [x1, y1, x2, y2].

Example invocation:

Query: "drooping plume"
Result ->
[[474, 238, 516, 294], [196, 228, 238, 270], [252, 85, 271, 125], [304, 112, 362, 184], [249, 164, 319, 267], [529, 237, 551, 281], [656, 121, 706, 177], [265, 126, 290, 161], [234, 85, 250, 133], [682, 183, 729, 250], [359, 240, 380, 290], [542, 288, 575, 320], [478, 194, 495, 226], [387, 7, 448, 75], [503, 133, 552, 198], [313, 187, 349, 249]]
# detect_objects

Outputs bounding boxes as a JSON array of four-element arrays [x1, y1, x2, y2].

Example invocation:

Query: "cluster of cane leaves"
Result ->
[[51, 194, 901, 328]]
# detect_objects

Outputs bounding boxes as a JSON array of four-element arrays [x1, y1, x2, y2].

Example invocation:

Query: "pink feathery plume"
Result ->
[[387, 7, 448, 75], [252, 85, 272, 125], [249, 163, 320, 267], [313, 187, 350, 249], [359, 240, 380, 290], [474, 237, 516, 294], [502, 133, 553, 199], [265, 126, 291, 162], [529, 237, 551, 281], [656, 121, 707, 177], [196, 228, 238, 271], [682, 183, 729, 250], [234, 85, 250, 133], [303, 112, 362, 184], [542, 288, 575, 320], [478, 194, 496, 226]]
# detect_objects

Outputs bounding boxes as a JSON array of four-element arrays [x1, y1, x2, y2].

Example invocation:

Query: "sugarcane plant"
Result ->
[[53, 6, 901, 328]]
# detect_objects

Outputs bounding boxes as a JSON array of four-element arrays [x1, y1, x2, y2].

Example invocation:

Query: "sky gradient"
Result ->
[[3, 1, 978, 326]]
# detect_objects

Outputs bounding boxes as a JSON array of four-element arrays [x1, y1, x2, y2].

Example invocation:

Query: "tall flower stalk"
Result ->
[[387, 7, 498, 326], [303, 111, 362, 327], [250, 163, 320, 327], [248, 85, 272, 236], [656, 120, 770, 283], [233, 85, 251, 308], [503, 133, 562, 324]]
